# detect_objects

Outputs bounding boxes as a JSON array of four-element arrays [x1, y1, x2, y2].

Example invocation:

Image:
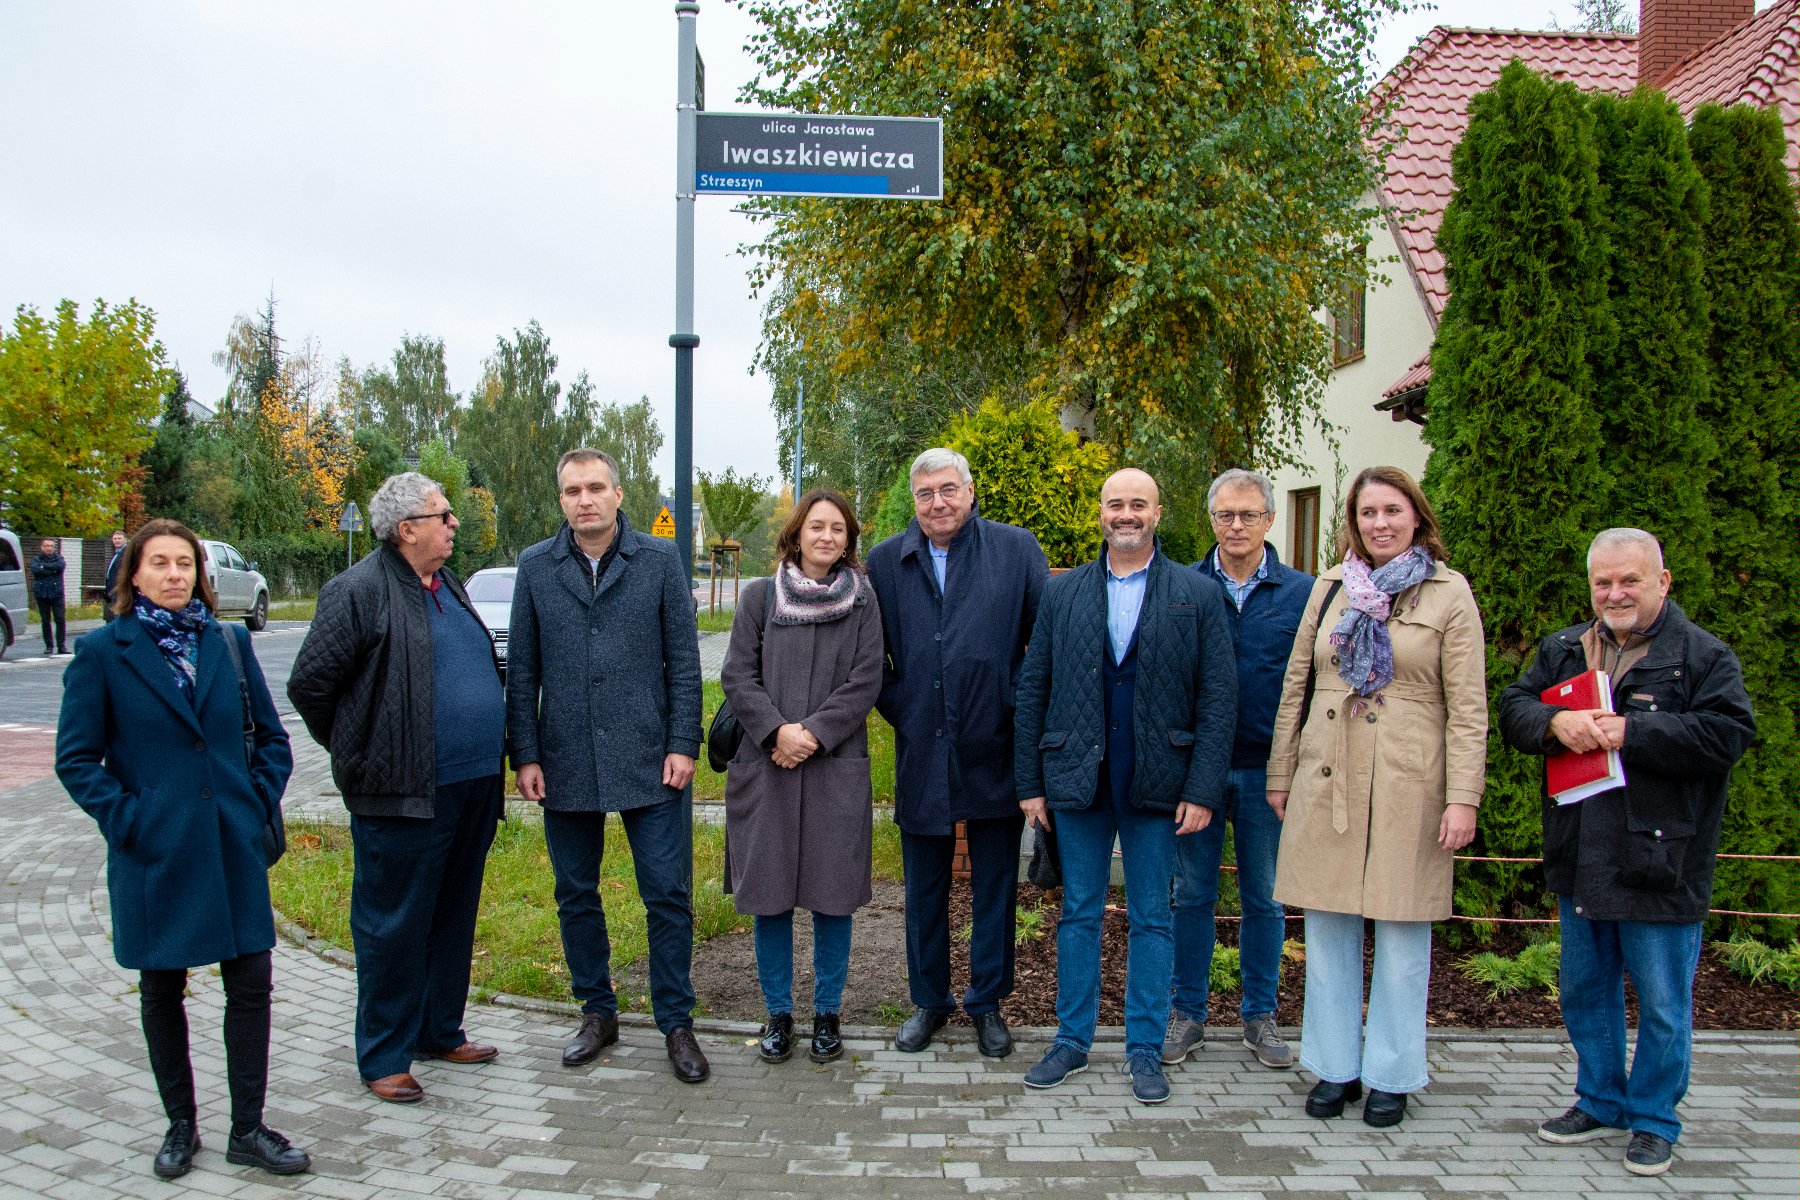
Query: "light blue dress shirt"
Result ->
[[928, 541, 949, 593], [1210, 546, 1269, 612], [1105, 552, 1150, 662]]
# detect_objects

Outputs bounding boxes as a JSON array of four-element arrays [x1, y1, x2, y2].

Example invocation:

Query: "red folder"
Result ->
[[1540, 668, 1626, 804]]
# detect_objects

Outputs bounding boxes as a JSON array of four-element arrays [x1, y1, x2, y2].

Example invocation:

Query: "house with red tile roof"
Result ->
[[1263, 0, 1797, 573]]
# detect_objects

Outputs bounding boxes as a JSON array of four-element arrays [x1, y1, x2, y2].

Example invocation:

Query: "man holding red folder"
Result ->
[[1499, 528, 1754, 1178]]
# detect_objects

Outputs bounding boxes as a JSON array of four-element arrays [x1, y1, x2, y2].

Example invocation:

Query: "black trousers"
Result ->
[[37, 597, 65, 652], [900, 813, 1026, 1016], [139, 949, 272, 1132]]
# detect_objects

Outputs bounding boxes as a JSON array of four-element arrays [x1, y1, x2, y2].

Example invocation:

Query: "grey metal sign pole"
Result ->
[[670, 1, 700, 583]]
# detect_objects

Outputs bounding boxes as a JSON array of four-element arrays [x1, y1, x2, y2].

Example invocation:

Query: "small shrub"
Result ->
[[1459, 939, 1561, 1000], [1015, 904, 1048, 945], [1712, 936, 1800, 992], [1209, 946, 1241, 993]]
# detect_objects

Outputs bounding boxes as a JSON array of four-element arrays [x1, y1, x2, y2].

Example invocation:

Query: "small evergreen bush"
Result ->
[[944, 395, 1115, 567]]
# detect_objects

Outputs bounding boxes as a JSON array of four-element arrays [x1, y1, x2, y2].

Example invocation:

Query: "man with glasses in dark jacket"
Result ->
[[1500, 527, 1754, 1178], [1164, 469, 1310, 1071], [289, 472, 506, 1105]]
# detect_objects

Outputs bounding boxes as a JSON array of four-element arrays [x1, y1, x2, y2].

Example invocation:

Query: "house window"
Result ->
[[1330, 247, 1367, 366], [1290, 488, 1321, 576]]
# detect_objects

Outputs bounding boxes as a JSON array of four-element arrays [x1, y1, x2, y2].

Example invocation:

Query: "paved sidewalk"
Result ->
[[3, 767, 1794, 1198]]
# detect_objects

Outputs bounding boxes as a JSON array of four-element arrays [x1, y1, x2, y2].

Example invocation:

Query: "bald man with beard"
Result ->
[[1013, 469, 1236, 1105]]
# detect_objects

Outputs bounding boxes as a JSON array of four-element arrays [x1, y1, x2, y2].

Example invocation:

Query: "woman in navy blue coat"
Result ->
[[56, 520, 310, 1181]]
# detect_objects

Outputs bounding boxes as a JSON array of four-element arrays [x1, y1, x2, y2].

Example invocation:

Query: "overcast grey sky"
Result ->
[[2, 1, 1635, 487]]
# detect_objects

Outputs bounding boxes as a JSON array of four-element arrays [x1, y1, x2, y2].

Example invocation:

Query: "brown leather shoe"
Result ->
[[367, 1072, 424, 1103], [665, 1026, 710, 1084], [424, 1041, 498, 1064]]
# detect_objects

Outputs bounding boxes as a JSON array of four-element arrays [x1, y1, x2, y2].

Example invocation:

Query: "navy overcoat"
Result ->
[[866, 512, 1049, 835], [56, 613, 292, 970], [505, 516, 704, 813]]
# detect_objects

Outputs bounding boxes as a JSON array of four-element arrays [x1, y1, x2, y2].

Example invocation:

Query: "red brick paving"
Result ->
[[0, 725, 57, 790]]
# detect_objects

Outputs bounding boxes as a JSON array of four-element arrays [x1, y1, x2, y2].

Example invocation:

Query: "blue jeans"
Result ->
[[1171, 767, 1284, 1022], [1052, 801, 1177, 1058], [900, 815, 1023, 1016], [349, 775, 501, 1080], [1299, 909, 1431, 1094], [754, 911, 852, 1015], [543, 799, 697, 1034], [1557, 898, 1703, 1143]]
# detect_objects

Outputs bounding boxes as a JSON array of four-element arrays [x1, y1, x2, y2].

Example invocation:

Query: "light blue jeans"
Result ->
[[1299, 909, 1431, 1094], [1557, 898, 1703, 1143]]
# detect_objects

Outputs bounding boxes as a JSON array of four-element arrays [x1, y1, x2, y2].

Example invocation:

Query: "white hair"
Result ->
[[369, 472, 446, 542], [909, 447, 972, 486], [1207, 468, 1275, 514], [1587, 527, 1664, 573]]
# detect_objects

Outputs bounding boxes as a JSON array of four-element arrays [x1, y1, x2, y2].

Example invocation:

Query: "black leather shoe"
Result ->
[[152, 1119, 199, 1179], [809, 1012, 843, 1063], [1363, 1088, 1408, 1127], [225, 1124, 311, 1175], [893, 1008, 949, 1053], [562, 1012, 619, 1067], [972, 1011, 1013, 1058], [759, 1013, 794, 1063], [1305, 1077, 1364, 1118], [665, 1026, 711, 1083]]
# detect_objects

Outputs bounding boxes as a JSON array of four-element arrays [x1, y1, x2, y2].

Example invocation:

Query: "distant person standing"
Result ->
[[103, 529, 127, 622], [30, 537, 68, 654]]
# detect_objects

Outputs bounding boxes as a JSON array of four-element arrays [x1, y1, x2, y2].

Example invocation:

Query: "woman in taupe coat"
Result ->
[[1266, 466, 1487, 1129], [721, 488, 884, 1066]]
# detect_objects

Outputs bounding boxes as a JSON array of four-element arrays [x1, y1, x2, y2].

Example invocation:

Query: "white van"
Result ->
[[0, 529, 26, 659]]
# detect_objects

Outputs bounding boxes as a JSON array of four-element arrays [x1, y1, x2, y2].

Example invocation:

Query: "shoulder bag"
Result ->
[[220, 625, 286, 866], [705, 578, 776, 773]]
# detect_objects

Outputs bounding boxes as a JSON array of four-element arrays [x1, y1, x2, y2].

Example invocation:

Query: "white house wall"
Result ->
[[1263, 210, 1437, 571]]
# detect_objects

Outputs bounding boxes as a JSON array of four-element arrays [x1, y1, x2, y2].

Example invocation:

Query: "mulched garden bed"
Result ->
[[688, 877, 1796, 1030]]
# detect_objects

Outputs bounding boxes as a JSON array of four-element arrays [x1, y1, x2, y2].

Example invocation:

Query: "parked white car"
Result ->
[[0, 529, 25, 660], [199, 539, 271, 630], [464, 566, 515, 679]]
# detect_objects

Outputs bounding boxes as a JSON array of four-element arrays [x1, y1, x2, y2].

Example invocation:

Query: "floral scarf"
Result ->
[[134, 591, 212, 701], [1330, 545, 1435, 700], [769, 560, 863, 625]]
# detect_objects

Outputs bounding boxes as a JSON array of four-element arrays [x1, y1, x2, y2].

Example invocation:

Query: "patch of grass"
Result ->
[[1459, 939, 1561, 1000], [269, 599, 317, 621], [1713, 935, 1800, 992], [875, 999, 908, 1026], [1014, 904, 1049, 946], [695, 608, 736, 633], [270, 813, 751, 1009]]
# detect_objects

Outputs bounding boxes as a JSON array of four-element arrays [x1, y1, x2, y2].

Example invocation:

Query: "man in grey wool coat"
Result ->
[[505, 448, 709, 1084]]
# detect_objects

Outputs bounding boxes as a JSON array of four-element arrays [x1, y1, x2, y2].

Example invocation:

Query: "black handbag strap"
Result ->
[[1297, 578, 1343, 729], [217, 624, 256, 768]]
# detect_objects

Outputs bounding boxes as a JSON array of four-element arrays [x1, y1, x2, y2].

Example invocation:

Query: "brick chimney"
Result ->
[[1639, 0, 1756, 89]]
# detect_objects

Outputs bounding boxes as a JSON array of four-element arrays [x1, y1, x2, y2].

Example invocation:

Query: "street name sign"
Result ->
[[694, 111, 942, 199]]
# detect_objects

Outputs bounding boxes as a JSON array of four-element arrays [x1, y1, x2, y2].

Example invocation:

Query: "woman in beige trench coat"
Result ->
[[1266, 466, 1487, 1129]]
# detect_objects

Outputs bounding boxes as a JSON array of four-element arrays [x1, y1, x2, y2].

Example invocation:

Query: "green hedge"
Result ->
[[237, 530, 370, 598]]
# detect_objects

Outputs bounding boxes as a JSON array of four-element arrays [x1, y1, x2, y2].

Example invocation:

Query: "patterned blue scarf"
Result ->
[[1330, 546, 1435, 699], [134, 591, 211, 701]]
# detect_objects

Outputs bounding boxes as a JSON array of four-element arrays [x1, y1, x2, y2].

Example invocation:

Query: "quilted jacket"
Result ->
[[1014, 548, 1236, 813], [288, 542, 499, 818]]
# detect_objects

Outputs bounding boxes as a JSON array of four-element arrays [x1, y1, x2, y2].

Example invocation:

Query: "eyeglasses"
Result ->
[[402, 509, 455, 525], [913, 484, 964, 504], [1210, 509, 1270, 527]]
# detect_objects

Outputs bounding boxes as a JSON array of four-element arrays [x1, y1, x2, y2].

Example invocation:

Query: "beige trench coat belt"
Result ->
[[1313, 677, 1445, 834]]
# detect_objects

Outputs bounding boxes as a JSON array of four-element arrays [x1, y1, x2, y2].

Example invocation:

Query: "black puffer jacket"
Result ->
[[288, 543, 499, 817], [1498, 601, 1755, 923]]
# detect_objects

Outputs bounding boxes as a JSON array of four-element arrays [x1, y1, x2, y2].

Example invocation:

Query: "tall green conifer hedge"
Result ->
[[1422, 62, 1612, 919], [1688, 104, 1800, 937], [1588, 90, 1715, 610]]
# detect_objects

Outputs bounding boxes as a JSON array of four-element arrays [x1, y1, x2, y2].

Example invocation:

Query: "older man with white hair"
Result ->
[[289, 472, 506, 1104], [1499, 527, 1754, 1178]]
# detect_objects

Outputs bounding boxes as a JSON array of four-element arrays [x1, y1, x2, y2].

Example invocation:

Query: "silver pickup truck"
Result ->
[[199, 539, 271, 630], [0, 529, 25, 660]]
